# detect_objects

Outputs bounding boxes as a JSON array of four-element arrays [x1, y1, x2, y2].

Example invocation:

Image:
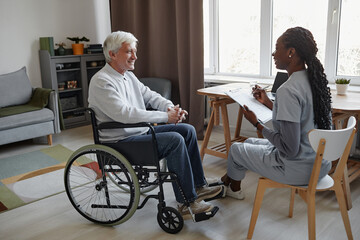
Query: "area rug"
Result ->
[[0, 145, 73, 213]]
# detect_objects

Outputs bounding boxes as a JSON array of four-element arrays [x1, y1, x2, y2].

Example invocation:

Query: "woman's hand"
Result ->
[[242, 105, 258, 126], [252, 85, 273, 110]]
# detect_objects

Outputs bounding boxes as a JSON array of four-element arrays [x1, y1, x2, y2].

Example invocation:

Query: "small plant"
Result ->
[[335, 78, 351, 84], [55, 42, 66, 47], [67, 36, 90, 44]]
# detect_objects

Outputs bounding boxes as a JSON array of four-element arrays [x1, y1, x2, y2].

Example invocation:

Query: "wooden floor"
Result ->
[[1, 125, 360, 240]]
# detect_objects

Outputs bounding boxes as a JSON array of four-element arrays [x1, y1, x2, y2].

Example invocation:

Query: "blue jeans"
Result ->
[[113, 123, 206, 203]]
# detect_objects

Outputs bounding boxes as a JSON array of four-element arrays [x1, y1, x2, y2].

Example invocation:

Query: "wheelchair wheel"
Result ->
[[108, 158, 167, 194], [157, 207, 184, 234], [64, 144, 140, 225]]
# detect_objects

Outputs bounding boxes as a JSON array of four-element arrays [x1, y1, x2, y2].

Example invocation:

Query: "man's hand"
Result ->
[[167, 104, 188, 124]]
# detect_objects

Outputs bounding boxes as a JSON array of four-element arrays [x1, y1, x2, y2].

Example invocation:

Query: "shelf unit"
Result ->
[[39, 50, 105, 128]]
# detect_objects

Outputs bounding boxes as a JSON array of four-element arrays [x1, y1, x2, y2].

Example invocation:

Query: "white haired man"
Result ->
[[88, 31, 222, 217]]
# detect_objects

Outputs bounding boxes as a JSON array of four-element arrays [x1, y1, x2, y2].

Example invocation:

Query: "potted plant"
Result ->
[[55, 42, 66, 56], [335, 78, 351, 95], [67, 36, 90, 55]]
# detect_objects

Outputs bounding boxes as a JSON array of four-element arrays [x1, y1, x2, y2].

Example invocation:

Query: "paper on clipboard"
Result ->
[[225, 88, 272, 123]]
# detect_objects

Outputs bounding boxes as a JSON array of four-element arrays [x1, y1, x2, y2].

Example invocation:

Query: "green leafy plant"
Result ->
[[67, 36, 90, 44], [335, 78, 351, 84]]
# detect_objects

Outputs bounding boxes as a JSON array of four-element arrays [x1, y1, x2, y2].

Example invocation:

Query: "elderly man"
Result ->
[[88, 31, 222, 217]]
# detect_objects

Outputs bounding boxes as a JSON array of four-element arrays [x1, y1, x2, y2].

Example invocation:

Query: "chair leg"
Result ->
[[307, 193, 316, 240], [247, 179, 267, 239], [333, 182, 354, 240], [47, 134, 52, 145], [289, 188, 296, 218], [342, 166, 352, 210]]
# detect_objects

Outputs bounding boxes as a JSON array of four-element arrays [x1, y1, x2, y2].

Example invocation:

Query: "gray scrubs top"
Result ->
[[272, 70, 331, 182]]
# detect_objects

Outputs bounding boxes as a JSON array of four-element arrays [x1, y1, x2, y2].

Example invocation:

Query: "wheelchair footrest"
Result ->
[[204, 186, 225, 202], [194, 206, 219, 222]]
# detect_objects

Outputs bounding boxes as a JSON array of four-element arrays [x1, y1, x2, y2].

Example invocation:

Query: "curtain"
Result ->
[[110, 0, 205, 139]]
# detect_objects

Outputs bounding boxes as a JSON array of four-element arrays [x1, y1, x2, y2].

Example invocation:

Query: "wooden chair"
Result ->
[[247, 116, 357, 240]]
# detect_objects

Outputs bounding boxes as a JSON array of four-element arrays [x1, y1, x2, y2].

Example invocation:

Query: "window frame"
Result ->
[[204, 0, 360, 85]]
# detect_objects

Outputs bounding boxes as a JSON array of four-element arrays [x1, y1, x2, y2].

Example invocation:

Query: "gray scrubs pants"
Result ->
[[227, 138, 287, 183], [227, 138, 331, 186]]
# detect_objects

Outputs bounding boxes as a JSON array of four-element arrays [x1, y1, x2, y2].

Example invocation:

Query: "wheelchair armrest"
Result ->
[[98, 121, 157, 141], [98, 121, 152, 130]]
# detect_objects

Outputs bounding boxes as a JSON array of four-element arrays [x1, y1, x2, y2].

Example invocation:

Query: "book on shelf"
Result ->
[[39, 37, 55, 56]]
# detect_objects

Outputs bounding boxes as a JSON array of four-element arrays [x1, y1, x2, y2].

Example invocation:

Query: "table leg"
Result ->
[[220, 102, 231, 158], [234, 107, 243, 138], [200, 104, 215, 161], [212, 97, 220, 126]]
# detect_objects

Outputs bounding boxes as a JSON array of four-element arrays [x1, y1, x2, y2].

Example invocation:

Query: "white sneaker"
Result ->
[[225, 185, 245, 200], [177, 200, 214, 219], [196, 185, 223, 202], [206, 177, 223, 186]]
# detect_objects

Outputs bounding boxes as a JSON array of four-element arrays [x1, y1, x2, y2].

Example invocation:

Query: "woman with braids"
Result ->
[[219, 27, 332, 200]]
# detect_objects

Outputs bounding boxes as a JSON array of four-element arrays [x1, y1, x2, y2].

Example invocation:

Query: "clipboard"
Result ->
[[225, 88, 272, 123]]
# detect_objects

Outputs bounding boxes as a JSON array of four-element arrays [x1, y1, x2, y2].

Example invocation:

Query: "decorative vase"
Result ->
[[58, 46, 66, 56], [336, 84, 349, 95], [72, 43, 84, 55]]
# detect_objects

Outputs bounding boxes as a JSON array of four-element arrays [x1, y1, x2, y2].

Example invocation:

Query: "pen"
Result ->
[[252, 85, 270, 93]]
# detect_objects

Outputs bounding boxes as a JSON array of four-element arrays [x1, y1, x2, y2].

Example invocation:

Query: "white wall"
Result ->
[[0, 0, 111, 87]]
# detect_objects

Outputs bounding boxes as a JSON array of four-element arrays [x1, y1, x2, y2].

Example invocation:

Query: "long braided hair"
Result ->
[[282, 27, 332, 129]]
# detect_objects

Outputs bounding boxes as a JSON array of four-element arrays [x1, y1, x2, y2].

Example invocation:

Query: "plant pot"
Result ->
[[72, 43, 84, 55], [336, 83, 349, 95]]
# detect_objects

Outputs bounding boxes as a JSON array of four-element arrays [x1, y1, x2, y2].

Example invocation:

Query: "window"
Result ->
[[218, 0, 260, 75], [337, 0, 360, 76], [204, 0, 360, 84], [272, 0, 328, 75]]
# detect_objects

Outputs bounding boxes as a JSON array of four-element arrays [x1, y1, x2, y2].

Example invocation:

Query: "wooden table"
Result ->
[[197, 82, 258, 160], [330, 90, 360, 210], [198, 84, 360, 210]]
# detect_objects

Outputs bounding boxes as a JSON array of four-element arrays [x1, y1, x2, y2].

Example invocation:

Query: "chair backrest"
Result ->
[[139, 77, 172, 100], [307, 116, 357, 189], [87, 108, 101, 144], [308, 116, 356, 162]]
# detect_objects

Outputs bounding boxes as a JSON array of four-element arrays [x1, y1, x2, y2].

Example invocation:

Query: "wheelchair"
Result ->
[[64, 108, 220, 234]]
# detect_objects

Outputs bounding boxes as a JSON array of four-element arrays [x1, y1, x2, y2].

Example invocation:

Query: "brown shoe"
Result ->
[[196, 185, 223, 202], [178, 200, 214, 219]]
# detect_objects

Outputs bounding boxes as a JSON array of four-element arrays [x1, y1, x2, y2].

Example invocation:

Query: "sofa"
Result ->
[[0, 67, 61, 145]]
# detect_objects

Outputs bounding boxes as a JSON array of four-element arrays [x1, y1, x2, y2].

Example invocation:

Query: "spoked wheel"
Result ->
[[64, 144, 140, 225], [108, 158, 167, 194], [157, 207, 184, 234]]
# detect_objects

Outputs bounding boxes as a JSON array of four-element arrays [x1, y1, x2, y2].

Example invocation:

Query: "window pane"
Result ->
[[272, 0, 328, 75], [337, 0, 360, 76], [218, 0, 260, 75], [203, 0, 210, 69]]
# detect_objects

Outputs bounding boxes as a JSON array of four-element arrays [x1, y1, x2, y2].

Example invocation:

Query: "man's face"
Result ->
[[109, 42, 137, 74]]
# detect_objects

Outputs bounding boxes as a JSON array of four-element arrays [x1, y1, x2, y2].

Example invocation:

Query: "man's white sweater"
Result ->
[[88, 63, 173, 142]]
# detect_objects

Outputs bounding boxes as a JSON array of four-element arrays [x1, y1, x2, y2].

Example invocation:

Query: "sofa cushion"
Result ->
[[0, 67, 33, 108], [0, 108, 54, 131], [0, 88, 53, 118]]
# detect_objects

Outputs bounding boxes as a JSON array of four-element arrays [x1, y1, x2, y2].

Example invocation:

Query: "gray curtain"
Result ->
[[110, 0, 205, 139]]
